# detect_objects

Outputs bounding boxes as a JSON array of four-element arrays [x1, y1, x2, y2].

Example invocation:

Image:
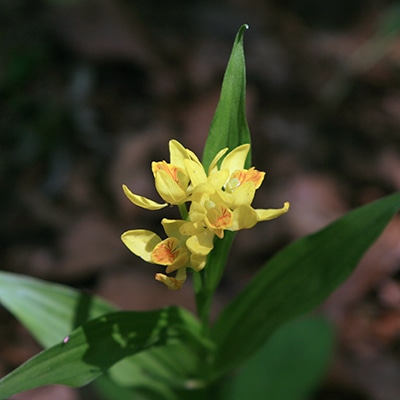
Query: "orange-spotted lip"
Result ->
[[230, 167, 265, 189], [151, 238, 180, 265]]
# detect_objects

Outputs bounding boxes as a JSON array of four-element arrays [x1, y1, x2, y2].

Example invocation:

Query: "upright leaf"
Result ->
[[202, 24, 251, 171], [211, 192, 400, 374], [196, 24, 251, 324]]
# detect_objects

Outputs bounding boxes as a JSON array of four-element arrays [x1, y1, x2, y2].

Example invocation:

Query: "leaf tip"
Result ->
[[235, 24, 249, 43], [239, 24, 249, 35]]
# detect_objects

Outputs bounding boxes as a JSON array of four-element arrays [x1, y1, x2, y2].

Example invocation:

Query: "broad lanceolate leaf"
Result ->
[[0, 307, 207, 399], [202, 24, 251, 171], [0, 272, 209, 395], [211, 192, 400, 374], [224, 316, 334, 400], [0, 271, 116, 347]]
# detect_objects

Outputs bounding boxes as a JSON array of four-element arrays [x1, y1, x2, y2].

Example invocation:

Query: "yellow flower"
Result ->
[[121, 139, 290, 289], [183, 184, 232, 239], [122, 140, 193, 210], [182, 143, 290, 236], [155, 268, 187, 290], [228, 202, 291, 231], [121, 218, 207, 290], [182, 185, 289, 246]]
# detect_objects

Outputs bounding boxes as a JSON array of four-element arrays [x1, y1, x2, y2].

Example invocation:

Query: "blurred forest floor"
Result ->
[[1, 0, 400, 399]]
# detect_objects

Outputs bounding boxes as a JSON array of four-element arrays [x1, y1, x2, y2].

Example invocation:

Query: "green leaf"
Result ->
[[196, 24, 251, 327], [0, 272, 211, 395], [223, 316, 334, 400], [0, 271, 116, 347], [202, 24, 251, 171], [197, 230, 236, 312], [378, 3, 400, 37], [193, 231, 236, 330], [95, 373, 179, 400], [109, 343, 204, 389], [206, 231, 236, 295], [0, 307, 205, 399], [211, 192, 400, 374], [103, 342, 211, 399]]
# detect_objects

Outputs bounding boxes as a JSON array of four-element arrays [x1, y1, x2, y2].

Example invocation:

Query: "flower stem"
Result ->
[[178, 202, 210, 333], [193, 270, 211, 335], [178, 203, 188, 220]]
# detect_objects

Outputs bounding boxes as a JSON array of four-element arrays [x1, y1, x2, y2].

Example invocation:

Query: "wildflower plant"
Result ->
[[0, 25, 400, 399]]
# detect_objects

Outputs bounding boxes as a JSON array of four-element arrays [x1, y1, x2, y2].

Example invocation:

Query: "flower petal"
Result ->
[[220, 144, 250, 173], [255, 201, 290, 221], [121, 230, 161, 262], [187, 202, 206, 223], [206, 204, 233, 231], [190, 254, 207, 272], [122, 184, 168, 210], [230, 167, 265, 189], [151, 237, 188, 273], [208, 147, 228, 175], [186, 229, 215, 256], [230, 205, 258, 231], [161, 219, 186, 239], [180, 221, 204, 236], [208, 169, 230, 190], [227, 181, 256, 208], [169, 140, 189, 169], [154, 170, 187, 204], [165, 251, 188, 273], [184, 159, 207, 187], [186, 148, 202, 164], [151, 237, 180, 265], [155, 269, 186, 290]]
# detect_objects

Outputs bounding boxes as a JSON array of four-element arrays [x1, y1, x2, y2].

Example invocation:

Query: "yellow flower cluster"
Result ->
[[121, 140, 289, 290]]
